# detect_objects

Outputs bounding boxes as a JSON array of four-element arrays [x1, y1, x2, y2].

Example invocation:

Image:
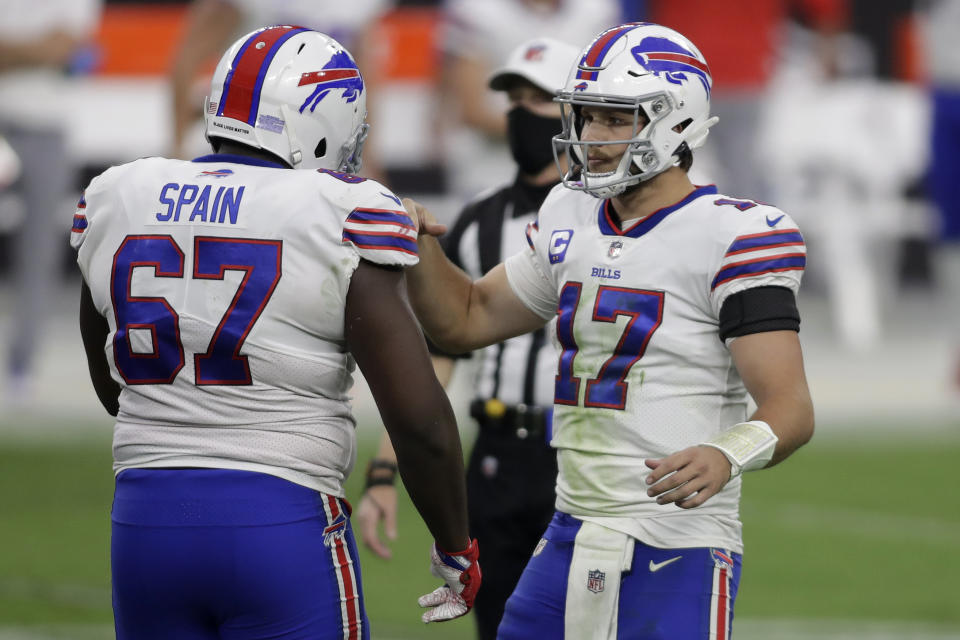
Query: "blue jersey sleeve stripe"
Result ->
[[711, 255, 806, 290], [347, 208, 413, 227], [725, 230, 803, 255], [72, 214, 88, 232], [342, 230, 418, 255], [725, 238, 805, 257]]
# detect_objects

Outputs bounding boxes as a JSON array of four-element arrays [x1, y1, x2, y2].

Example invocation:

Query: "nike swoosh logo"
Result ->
[[649, 556, 682, 572], [381, 191, 402, 206], [766, 214, 785, 227]]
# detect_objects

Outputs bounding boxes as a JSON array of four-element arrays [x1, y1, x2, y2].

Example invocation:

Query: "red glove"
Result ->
[[417, 538, 481, 623]]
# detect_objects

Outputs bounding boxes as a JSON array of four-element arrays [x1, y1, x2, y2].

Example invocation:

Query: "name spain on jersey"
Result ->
[[341, 208, 418, 257]]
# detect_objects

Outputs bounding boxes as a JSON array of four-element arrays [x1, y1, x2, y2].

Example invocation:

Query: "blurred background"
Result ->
[[0, 0, 958, 638]]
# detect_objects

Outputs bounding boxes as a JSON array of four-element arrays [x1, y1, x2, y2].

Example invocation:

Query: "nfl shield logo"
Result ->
[[587, 569, 605, 593], [608, 240, 623, 259]]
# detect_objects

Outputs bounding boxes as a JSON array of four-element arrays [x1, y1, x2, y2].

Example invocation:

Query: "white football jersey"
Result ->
[[505, 184, 806, 552], [71, 154, 418, 497]]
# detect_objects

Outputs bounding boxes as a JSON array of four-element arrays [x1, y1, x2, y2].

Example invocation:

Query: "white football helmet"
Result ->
[[205, 26, 368, 172], [553, 22, 719, 198]]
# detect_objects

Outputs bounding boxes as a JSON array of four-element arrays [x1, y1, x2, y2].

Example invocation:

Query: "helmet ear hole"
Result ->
[[314, 138, 327, 159]]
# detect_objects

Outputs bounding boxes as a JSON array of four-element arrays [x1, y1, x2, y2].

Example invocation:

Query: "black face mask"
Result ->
[[506, 106, 563, 176]]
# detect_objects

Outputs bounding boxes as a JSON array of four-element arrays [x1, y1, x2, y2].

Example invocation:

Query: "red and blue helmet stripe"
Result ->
[[217, 25, 311, 125], [576, 22, 647, 81]]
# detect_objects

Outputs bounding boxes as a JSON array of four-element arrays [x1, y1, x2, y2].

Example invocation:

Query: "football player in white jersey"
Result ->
[[73, 26, 479, 640], [401, 22, 814, 639]]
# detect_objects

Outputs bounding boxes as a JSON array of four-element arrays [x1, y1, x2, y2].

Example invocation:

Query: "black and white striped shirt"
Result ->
[[438, 177, 558, 408]]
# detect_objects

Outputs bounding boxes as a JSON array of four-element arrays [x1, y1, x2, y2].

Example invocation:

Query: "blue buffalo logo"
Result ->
[[630, 37, 711, 96], [573, 81, 589, 92], [299, 51, 364, 113]]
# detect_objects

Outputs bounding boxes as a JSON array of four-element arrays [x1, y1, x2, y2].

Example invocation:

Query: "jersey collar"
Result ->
[[598, 185, 719, 238], [192, 153, 288, 169]]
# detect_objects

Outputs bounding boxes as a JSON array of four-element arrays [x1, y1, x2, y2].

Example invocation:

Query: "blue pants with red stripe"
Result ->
[[497, 513, 742, 639], [111, 468, 369, 640]]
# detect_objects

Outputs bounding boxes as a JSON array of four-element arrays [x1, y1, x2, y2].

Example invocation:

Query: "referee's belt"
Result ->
[[469, 398, 552, 441]]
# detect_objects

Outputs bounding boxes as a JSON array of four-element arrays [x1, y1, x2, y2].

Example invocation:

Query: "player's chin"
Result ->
[[586, 161, 617, 174]]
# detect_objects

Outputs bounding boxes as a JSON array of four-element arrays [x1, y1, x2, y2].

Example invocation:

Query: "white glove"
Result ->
[[418, 538, 481, 623]]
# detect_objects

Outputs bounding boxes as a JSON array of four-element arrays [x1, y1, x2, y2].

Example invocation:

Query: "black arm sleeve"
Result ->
[[718, 286, 800, 342]]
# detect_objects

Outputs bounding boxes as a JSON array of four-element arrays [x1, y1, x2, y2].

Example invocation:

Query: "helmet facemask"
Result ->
[[554, 90, 695, 199]]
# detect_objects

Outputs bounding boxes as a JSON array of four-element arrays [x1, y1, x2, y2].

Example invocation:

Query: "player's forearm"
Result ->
[[406, 235, 477, 353], [386, 402, 470, 553], [79, 283, 121, 416], [750, 387, 814, 467]]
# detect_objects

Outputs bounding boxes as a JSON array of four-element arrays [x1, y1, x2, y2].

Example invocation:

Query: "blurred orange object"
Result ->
[[367, 7, 442, 82], [94, 4, 187, 75]]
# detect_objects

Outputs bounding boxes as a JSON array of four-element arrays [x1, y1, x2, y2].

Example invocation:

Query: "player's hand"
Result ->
[[402, 197, 447, 238], [644, 446, 733, 509], [418, 539, 481, 623], [354, 485, 398, 559]]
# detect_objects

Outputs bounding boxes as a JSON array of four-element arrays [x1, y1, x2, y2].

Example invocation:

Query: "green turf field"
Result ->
[[1, 417, 958, 639]]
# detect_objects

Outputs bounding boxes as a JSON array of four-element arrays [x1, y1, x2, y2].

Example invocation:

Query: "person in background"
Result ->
[[73, 26, 478, 638], [439, 0, 621, 199], [923, 0, 960, 247], [356, 37, 580, 640], [647, 0, 847, 201], [919, 0, 960, 389], [0, 0, 102, 402], [403, 22, 814, 638]]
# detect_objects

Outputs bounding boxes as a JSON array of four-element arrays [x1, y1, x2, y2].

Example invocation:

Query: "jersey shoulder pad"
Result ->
[[711, 202, 806, 296], [311, 170, 418, 267], [314, 168, 404, 211], [340, 194, 418, 268], [69, 162, 131, 251]]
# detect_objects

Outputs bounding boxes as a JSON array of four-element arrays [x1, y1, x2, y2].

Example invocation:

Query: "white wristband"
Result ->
[[701, 420, 778, 479]]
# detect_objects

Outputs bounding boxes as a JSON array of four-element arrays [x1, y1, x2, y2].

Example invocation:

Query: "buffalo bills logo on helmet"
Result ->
[[573, 82, 589, 92], [299, 50, 364, 113], [630, 37, 711, 96]]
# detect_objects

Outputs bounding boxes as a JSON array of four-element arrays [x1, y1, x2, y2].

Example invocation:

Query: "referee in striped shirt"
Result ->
[[355, 37, 581, 639]]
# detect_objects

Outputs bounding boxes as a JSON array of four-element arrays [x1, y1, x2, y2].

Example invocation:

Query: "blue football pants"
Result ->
[[111, 468, 369, 640], [498, 512, 742, 639]]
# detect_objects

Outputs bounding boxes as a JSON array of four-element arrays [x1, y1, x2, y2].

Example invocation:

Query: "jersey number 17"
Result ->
[[554, 283, 664, 410]]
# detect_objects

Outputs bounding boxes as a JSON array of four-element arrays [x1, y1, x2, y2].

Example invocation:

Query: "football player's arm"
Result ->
[[728, 330, 815, 465], [402, 199, 545, 353], [345, 260, 470, 554], [355, 355, 455, 559], [79, 281, 121, 417], [645, 330, 814, 508]]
